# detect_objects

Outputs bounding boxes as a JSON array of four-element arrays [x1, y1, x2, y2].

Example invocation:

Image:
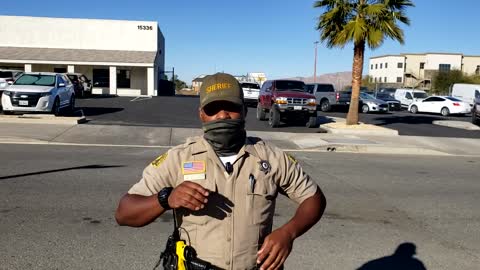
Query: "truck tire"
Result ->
[[320, 99, 331, 112], [256, 103, 266, 121], [472, 109, 479, 125], [268, 107, 280, 128], [306, 115, 317, 128]]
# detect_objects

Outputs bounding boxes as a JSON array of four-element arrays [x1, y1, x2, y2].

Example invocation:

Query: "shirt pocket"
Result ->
[[246, 174, 277, 225]]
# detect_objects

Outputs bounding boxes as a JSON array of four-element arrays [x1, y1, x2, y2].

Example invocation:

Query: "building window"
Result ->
[[397, 77, 402, 83], [439, 64, 451, 72], [385, 63, 388, 68], [475, 65, 480, 75], [54, 67, 67, 73], [374, 77, 377, 83], [117, 69, 131, 88], [375, 64, 378, 69], [397, 62, 403, 69], [420, 62, 425, 69], [380, 63, 383, 69], [371, 64, 373, 70], [384, 77, 387, 83], [379, 77, 382, 83], [93, 69, 110, 87]]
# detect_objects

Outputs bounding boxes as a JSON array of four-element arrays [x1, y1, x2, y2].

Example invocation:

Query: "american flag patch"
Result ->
[[182, 161, 206, 175]]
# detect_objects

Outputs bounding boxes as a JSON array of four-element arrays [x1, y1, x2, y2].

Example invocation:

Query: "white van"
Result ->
[[394, 89, 428, 108], [451, 83, 480, 106]]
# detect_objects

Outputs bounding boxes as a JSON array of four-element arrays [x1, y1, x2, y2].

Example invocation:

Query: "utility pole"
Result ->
[[314, 41, 319, 83]]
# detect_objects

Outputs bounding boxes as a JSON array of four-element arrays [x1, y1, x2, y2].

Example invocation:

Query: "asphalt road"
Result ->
[[72, 96, 480, 137], [1, 144, 479, 269]]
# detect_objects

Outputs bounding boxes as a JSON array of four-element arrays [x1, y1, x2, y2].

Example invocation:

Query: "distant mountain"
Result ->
[[283, 71, 352, 91]]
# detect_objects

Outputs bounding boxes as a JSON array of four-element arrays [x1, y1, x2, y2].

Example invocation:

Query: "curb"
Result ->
[[303, 144, 451, 156], [0, 114, 86, 125], [321, 125, 399, 136], [433, 120, 480, 131]]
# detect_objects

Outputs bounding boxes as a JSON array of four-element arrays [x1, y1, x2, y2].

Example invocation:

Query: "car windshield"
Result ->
[[446, 96, 462, 102], [376, 93, 392, 99], [0, 71, 14, 78], [413, 92, 428, 99], [360, 92, 376, 100], [14, 74, 56, 86], [241, 83, 260, 89], [275, 81, 306, 91]]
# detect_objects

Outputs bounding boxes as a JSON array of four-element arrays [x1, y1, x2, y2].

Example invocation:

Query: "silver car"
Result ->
[[360, 92, 389, 113], [1, 72, 75, 115]]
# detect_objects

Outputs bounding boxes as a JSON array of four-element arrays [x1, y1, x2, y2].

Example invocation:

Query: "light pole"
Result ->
[[314, 41, 319, 83]]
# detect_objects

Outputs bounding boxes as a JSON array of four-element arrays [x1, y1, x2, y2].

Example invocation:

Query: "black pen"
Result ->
[[249, 174, 255, 193]]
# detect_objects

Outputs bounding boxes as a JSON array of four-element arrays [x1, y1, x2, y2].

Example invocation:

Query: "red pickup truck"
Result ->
[[256, 79, 317, 128]]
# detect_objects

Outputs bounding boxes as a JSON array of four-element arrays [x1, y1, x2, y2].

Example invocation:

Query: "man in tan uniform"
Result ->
[[115, 73, 326, 270]]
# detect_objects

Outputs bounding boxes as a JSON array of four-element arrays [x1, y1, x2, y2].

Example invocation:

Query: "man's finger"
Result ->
[[181, 186, 208, 204], [257, 241, 271, 264], [180, 193, 205, 209], [180, 199, 202, 211], [183, 181, 209, 196], [267, 250, 284, 270], [259, 246, 279, 270]]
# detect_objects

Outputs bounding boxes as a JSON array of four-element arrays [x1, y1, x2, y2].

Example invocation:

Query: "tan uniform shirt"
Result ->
[[128, 136, 319, 270]]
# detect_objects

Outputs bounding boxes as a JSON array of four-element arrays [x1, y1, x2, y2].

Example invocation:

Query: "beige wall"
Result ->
[[0, 16, 159, 52], [463, 56, 480, 75], [404, 54, 425, 79]]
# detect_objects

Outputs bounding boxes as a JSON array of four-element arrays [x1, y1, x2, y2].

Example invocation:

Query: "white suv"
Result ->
[[2, 72, 75, 115], [240, 82, 260, 106]]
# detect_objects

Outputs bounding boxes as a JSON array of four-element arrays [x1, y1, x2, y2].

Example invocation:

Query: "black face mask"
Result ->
[[203, 119, 246, 157]]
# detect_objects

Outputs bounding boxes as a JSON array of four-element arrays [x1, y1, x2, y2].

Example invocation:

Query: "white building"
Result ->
[[0, 15, 165, 96], [369, 53, 480, 89]]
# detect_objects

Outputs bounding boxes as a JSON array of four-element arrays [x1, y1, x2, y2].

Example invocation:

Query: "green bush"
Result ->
[[432, 70, 480, 95]]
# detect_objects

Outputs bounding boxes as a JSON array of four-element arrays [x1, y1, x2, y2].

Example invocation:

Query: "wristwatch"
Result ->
[[157, 187, 173, 210]]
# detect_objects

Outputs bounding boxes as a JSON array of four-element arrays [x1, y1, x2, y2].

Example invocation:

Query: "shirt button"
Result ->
[[226, 261, 231, 265], [227, 237, 231, 242], [227, 213, 232, 217]]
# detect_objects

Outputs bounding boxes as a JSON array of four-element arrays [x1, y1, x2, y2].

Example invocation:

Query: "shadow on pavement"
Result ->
[[75, 107, 124, 117], [373, 115, 444, 126], [356, 242, 427, 270], [0, 165, 125, 181]]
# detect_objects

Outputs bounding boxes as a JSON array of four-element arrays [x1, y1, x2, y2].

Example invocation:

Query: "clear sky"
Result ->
[[2, 0, 479, 84]]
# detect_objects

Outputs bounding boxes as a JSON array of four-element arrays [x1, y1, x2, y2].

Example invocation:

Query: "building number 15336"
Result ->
[[137, 25, 153, 30]]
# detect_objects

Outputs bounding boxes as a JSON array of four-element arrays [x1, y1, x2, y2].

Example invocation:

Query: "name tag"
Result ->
[[184, 173, 206, 181]]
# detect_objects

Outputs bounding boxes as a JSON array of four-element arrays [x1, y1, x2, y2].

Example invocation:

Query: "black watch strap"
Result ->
[[157, 187, 173, 210]]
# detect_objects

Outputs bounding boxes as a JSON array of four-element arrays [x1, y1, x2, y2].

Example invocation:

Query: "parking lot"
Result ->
[[56, 96, 480, 138]]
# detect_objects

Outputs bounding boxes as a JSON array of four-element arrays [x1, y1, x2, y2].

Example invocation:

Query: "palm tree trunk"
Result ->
[[346, 41, 365, 125]]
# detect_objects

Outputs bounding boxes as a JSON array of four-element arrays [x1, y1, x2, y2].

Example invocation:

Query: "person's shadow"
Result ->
[[357, 243, 427, 270]]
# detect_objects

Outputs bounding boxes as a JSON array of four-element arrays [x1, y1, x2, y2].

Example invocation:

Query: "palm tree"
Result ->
[[314, 0, 414, 125]]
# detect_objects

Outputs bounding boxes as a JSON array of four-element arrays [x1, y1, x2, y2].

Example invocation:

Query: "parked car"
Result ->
[[306, 83, 336, 112], [66, 73, 92, 98], [0, 69, 23, 97], [408, 96, 471, 116], [395, 89, 428, 108], [471, 90, 480, 125], [240, 82, 260, 106], [377, 87, 397, 98], [257, 80, 317, 128], [374, 93, 401, 111], [1, 72, 75, 115], [336, 86, 372, 107], [451, 83, 480, 107], [0, 69, 23, 85], [358, 92, 389, 113]]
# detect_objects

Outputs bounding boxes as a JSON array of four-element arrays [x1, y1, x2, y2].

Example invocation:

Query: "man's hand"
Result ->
[[168, 181, 209, 211], [256, 228, 294, 270]]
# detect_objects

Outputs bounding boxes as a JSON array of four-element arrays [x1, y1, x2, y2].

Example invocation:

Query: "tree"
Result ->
[[314, 0, 414, 125], [173, 75, 187, 91]]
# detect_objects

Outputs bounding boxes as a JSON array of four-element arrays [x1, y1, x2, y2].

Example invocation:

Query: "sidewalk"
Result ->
[[1, 122, 480, 156]]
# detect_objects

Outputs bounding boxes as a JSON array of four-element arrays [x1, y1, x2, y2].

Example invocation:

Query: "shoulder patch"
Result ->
[[151, 153, 168, 167], [286, 153, 297, 164]]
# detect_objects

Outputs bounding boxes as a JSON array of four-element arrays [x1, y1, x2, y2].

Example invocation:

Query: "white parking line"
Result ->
[[130, 96, 153, 102]]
